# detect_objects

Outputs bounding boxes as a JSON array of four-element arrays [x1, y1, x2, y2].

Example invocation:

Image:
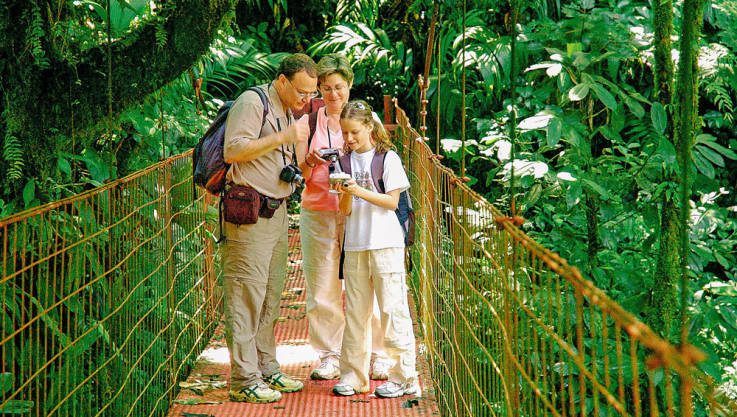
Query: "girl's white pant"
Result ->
[[340, 247, 418, 392], [299, 207, 386, 364]]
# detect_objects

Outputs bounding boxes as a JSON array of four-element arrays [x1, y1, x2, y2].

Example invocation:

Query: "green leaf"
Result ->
[[1, 373, 11, 395], [598, 126, 621, 143], [173, 399, 223, 405], [582, 178, 609, 200], [566, 182, 582, 207], [22, 180, 35, 206], [519, 114, 553, 130], [692, 151, 715, 179], [624, 96, 645, 119], [651, 102, 667, 136], [0, 400, 34, 414], [590, 83, 617, 110], [657, 137, 677, 166], [568, 83, 590, 101], [695, 144, 725, 167], [563, 124, 583, 148], [695, 134, 737, 160], [714, 252, 731, 268], [57, 157, 71, 176], [547, 118, 562, 146], [566, 43, 582, 57], [703, 281, 737, 297], [572, 53, 591, 69]]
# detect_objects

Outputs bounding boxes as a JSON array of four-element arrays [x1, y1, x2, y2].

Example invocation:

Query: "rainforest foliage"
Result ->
[[1, 0, 736, 412]]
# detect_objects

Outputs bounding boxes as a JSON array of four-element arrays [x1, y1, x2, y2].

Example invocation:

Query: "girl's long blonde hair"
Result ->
[[340, 100, 394, 154]]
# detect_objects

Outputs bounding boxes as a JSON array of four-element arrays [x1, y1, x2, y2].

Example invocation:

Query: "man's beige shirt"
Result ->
[[224, 83, 295, 199]]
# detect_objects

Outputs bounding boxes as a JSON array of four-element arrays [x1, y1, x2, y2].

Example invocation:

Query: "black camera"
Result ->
[[318, 148, 340, 163], [279, 164, 305, 185]]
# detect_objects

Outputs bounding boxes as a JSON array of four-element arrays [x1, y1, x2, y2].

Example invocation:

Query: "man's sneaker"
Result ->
[[310, 360, 340, 380], [374, 381, 421, 398], [332, 381, 356, 396], [369, 358, 392, 380], [264, 371, 304, 393], [229, 382, 282, 403]]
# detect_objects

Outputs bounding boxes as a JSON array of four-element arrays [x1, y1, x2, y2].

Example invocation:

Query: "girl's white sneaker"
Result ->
[[374, 381, 420, 398], [332, 381, 357, 396]]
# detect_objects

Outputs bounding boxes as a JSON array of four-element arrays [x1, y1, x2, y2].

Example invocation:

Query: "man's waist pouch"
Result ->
[[222, 183, 284, 225]]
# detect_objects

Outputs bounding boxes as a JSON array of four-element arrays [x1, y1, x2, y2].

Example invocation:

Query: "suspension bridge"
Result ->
[[0, 96, 732, 417]]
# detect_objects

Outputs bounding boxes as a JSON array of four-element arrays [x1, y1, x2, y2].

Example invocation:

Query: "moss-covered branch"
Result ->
[[0, 0, 237, 200], [49, 0, 237, 132]]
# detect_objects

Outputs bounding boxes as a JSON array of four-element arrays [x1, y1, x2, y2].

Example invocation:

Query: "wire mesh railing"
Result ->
[[1, 152, 222, 417], [390, 99, 729, 417], [2, 99, 732, 417]]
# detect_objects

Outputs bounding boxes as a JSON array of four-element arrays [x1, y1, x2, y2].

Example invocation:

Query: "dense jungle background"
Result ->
[[1, 0, 736, 413]]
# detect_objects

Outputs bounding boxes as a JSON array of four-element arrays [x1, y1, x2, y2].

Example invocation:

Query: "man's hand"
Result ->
[[285, 117, 310, 145]]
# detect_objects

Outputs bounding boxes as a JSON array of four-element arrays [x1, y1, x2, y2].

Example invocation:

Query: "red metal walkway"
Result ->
[[167, 224, 440, 417]]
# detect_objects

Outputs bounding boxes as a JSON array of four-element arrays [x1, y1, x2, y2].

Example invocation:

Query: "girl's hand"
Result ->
[[337, 178, 360, 195]]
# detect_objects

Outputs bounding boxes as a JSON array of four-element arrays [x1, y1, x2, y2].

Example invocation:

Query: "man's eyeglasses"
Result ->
[[286, 77, 319, 100], [320, 84, 348, 95]]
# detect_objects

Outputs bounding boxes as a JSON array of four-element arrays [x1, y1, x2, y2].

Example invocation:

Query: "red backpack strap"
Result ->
[[371, 152, 387, 194], [307, 110, 319, 151]]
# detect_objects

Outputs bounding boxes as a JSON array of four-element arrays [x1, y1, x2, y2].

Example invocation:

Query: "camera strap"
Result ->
[[325, 108, 334, 149], [276, 118, 299, 196], [276, 118, 297, 166]]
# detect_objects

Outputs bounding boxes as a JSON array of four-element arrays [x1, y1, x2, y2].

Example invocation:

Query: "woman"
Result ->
[[297, 54, 391, 381]]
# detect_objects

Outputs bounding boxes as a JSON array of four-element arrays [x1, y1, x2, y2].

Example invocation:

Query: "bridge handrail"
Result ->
[[1, 152, 222, 417], [390, 98, 730, 417]]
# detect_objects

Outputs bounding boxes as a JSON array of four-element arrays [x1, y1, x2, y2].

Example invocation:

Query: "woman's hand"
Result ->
[[305, 148, 329, 168]]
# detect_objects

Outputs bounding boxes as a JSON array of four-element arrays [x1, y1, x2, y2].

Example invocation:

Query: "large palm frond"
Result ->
[[196, 36, 287, 100]]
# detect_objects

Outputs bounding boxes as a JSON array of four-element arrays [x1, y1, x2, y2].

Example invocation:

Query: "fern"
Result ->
[[3, 134, 24, 180], [700, 44, 737, 123], [25, 1, 49, 70], [705, 82, 735, 123]]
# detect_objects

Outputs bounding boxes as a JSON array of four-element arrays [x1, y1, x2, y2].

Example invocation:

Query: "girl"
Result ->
[[296, 54, 391, 381], [330, 100, 419, 398]]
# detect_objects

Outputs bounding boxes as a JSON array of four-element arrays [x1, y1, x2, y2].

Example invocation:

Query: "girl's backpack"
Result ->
[[338, 152, 415, 246]]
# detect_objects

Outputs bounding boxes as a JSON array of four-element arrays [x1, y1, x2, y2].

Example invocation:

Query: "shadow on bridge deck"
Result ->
[[167, 222, 440, 417]]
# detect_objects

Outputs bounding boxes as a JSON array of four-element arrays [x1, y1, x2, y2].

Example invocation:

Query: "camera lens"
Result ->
[[280, 164, 305, 185]]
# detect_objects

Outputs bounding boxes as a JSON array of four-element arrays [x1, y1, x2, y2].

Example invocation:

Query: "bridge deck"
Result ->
[[166, 222, 440, 417]]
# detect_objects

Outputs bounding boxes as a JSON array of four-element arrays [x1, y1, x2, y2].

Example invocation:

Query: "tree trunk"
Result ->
[[647, 0, 679, 338], [674, 0, 707, 345]]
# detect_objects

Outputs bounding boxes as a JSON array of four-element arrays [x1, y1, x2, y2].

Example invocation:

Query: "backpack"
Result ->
[[338, 151, 416, 246], [192, 87, 269, 195]]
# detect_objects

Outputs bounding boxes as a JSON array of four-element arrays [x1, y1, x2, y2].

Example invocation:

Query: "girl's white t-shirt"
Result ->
[[343, 149, 410, 251]]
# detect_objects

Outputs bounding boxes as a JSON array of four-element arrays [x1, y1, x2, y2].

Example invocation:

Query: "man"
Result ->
[[222, 53, 318, 403]]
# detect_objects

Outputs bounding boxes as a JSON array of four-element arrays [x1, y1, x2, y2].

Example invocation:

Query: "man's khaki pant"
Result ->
[[223, 203, 288, 390], [300, 207, 386, 364], [339, 247, 417, 392]]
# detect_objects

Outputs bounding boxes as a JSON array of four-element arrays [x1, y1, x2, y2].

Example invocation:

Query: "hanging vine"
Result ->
[[2, 134, 24, 181], [25, 0, 50, 70]]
